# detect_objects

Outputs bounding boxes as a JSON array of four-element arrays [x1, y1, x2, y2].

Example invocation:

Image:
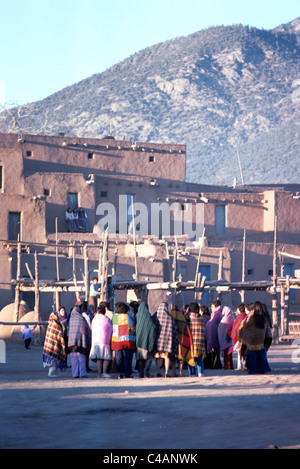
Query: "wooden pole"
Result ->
[[241, 229, 246, 303], [112, 249, 118, 276], [72, 241, 80, 302], [100, 229, 109, 302], [34, 251, 40, 321], [194, 229, 205, 300], [98, 244, 103, 283], [218, 250, 223, 280], [55, 217, 60, 309], [131, 195, 139, 281], [13, 238, 21, 323], [83, 244, 89, 302], [281, 276, 290, 336], [272, 216, 279, 343], [165, 242, 172, 282]]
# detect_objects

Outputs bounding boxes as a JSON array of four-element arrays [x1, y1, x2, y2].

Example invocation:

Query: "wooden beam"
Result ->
[[13, 239, 21, 323]]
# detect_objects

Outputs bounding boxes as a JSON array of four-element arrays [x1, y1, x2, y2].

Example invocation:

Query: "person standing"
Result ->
[[187, 303, 206, 377], [238, 301, 271, 374], [89, 277, 101, 313], [171, 304, 194, 376], [111, 302, 136, 379], [205, 300, 223, 369], [229, 303, 246, 370], [90, 303, 113, 378], [43, 308, 68, 378], [82, 301, 93, 372], [153, 302, 178, 378], [68, 301, 91, 378], [218, 306, 235, 370], [200, 305, 211, 369], [21, 324, 36, 350], [135, 302, 156, 377]]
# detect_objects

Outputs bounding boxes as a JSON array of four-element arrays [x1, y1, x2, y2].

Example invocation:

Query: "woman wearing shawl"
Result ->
[[135, 302, 156, 377], [90, 303, 113, 378], [43, 307, 68, 378], [68, 302, 91, 378], [200, 305, 211, 368], [239, 301, 271, 374], [111, 302, 136, 379], [228, 303, 246, 370], [205, 300, 223, 369], [218, 306, 235, 370], [171, 304, 195, 376], [153, 302, 178, 378], [187, 303, 206, 377]]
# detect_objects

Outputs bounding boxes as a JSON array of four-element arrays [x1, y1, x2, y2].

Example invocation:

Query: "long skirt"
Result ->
[[248, 349, 271, 374]]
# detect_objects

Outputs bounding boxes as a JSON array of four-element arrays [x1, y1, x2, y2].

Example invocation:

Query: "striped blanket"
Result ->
[[171, 305, 195, 366], [188, 311, 206, 359], [68, 307, 91, 353], [43, 312, 67, 369], [136, 302, 156, 353], [153, 303, 178, 357]]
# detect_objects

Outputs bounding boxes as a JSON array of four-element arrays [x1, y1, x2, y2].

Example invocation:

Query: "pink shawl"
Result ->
[[91, 313, 113, 347]]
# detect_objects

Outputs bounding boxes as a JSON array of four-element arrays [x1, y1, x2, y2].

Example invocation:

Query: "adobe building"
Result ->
[[0, 132, 299, 337]]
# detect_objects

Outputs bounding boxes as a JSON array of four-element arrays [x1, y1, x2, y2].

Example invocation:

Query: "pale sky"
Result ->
[[0, 0, 299, 106]]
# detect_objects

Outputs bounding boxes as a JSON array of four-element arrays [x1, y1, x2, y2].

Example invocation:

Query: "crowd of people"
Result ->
[[42, 297, 273, 379]]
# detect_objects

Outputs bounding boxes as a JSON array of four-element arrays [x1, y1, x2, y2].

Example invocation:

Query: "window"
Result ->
[[43, 189, 51, 197], [149, 156, 155, 162], [9, 212, 21, 241], [26, 150, 32, 157], [215, 205, 226, 235], [198, 265, 211, 305], [247, 269, 254, 276], [88, 153, 94, 159], [100, 191, 108, 197], [67, 192, 78, 210]]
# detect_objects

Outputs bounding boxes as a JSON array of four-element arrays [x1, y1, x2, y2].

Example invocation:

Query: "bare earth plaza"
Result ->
[[0, 341, 300, 450]]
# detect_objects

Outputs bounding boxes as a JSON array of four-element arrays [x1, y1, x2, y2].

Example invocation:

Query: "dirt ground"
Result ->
[[0, 341, 300, 450]]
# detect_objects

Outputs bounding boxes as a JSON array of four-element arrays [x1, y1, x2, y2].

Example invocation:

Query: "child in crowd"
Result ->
[[21, 324, 37, 349]]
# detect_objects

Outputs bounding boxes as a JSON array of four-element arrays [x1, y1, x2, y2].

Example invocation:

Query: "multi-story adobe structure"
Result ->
[[0, 132, 299, 337]]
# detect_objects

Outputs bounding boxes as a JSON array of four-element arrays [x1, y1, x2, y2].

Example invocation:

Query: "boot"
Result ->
[[48, 366, 58, 378]]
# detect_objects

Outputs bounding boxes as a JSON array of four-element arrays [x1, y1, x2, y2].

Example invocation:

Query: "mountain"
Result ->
[[1, 19, 300, 186]]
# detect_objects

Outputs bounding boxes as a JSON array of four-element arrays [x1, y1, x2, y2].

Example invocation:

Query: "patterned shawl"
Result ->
[[68, 307, 91, 352], [229, 312, 246, 346], [43, 311, 67, 369], [153, 303, 178, 356], [171, 305, 195, 366], [238, 311, 266, 351], [218, 306, 235, 352], [111, 312, 136, 351], [205, 306, 223, 352], [188, 312, 206, 358], [136, 302, 156, 353]]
